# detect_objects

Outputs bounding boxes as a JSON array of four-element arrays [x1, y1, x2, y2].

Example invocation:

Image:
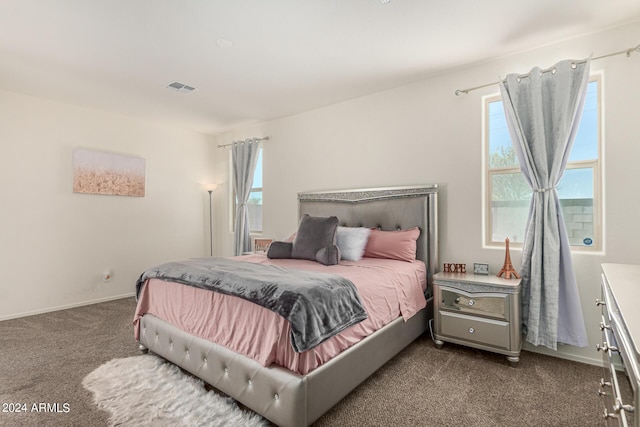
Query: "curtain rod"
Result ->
[[217, 136, 270, 148], [454, 42, 640, 96]]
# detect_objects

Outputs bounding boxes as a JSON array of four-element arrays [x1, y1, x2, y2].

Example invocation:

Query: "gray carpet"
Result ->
[[0, 297, 605, 426]]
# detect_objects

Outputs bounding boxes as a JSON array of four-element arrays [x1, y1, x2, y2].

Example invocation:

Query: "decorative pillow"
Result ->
[[266, 241, 293, 259], [363, 227, 421, 262], [291, 215, 339, 261], [336, 227, 371, 261], [315, 245, 341, 266]]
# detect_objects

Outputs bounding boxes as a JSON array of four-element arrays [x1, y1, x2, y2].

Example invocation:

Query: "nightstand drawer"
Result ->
[[440, 287, 508, 321], [439, 310, 510, 350]]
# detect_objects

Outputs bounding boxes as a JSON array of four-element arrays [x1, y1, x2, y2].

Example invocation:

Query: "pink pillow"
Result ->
[[363, 227, 420, 262]]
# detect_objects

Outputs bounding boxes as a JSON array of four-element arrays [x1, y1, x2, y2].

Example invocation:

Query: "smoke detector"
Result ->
[[166, 81, 196, 94]]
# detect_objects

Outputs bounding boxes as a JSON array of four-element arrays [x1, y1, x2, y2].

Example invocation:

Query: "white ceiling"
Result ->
[[2, 1, 640, 135]]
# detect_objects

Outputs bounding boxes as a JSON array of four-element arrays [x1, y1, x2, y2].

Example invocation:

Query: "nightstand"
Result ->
[[433, 272, 522, 365]]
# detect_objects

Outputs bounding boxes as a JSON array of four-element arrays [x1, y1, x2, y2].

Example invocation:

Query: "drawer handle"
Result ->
[[468, 327, 475, 334], [614, 400, 635, 414], [597, 389, 609, 396], [600, 378, 612, 388], [599, 322, 611, 331], [468, 299, 475, 306], [595, 299, 606, 307], [603, 408, 618, 420], [596, 343, 619, 353]]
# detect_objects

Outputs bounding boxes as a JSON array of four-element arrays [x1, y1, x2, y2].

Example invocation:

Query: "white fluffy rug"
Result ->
[[82, 355, 267, 427]]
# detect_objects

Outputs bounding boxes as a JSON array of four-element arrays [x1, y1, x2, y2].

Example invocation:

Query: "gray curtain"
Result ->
[[499, 58, 590, 349], [232, 139, 261, 256]]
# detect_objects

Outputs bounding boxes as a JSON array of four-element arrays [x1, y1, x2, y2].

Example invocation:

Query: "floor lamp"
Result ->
[[206, 184, 217, 256]]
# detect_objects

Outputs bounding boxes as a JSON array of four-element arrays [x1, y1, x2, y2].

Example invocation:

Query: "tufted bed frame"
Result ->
[[137, 185, 438, 426]]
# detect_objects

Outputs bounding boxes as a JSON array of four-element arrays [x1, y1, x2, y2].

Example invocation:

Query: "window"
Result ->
[[230, 148, 263, 233], [484, 77, 601, 250], [247, 149, 263, 233]]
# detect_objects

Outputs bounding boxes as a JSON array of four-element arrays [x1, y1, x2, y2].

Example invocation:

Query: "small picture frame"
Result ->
[[473, 263, 490, 275], [254, 239, 273, 253]]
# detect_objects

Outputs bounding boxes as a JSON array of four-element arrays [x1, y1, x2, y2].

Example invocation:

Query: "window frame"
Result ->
[[482, 74, 603, 252]]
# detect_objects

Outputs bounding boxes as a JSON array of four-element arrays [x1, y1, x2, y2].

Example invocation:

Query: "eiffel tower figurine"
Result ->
[[497, 238, 520, 279]]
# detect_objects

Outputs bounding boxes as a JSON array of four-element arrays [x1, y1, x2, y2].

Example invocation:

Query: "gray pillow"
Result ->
[[266, 241, 293, 259], [315, 245, 341, 266], [291, 215, 339, 261]]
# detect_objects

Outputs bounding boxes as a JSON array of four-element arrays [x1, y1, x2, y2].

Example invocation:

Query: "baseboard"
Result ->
[[523, 342, 605, 368], [0, 293, 136, 322]]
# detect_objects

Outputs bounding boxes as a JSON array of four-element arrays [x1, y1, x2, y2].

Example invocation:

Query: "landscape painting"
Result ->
[[73, 148, 145, 197]]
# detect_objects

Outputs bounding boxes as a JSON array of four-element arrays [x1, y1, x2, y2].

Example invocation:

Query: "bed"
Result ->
[[135, 185, 438, 426]]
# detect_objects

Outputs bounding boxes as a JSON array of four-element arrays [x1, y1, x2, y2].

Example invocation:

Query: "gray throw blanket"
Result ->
[[136, 258, 368, 353]]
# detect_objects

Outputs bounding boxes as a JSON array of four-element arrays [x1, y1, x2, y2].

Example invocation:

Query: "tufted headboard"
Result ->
[[298, 185, 438, 292]]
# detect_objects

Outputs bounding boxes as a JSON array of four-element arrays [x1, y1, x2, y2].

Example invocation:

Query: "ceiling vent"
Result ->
[[166, 81, 196, 94]]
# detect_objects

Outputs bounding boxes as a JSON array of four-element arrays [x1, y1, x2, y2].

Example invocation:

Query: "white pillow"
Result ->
[[336, 227, 371, 261]]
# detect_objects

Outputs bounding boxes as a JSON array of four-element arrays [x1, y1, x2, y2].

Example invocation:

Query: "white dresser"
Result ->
[[598, 264, 639, 426]]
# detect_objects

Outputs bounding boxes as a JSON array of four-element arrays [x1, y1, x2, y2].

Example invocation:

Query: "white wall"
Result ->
[[213, 21, 640, 365], [0, 90, 215, 319]]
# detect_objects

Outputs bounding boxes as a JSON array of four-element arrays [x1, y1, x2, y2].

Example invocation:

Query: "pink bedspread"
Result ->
[[134, 254, 426, 375]]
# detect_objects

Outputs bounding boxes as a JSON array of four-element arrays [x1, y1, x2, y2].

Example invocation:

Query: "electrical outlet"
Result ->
[[103, 270, 112, 283]]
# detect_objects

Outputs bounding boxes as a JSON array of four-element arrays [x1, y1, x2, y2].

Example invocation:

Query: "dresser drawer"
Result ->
[[599, 325, 620, 425], [440, 287, 508, 321], [439, 310, 510, 350]]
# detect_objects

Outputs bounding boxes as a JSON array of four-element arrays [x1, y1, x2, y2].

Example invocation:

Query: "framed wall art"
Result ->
[[72, 148, 146, 197]]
